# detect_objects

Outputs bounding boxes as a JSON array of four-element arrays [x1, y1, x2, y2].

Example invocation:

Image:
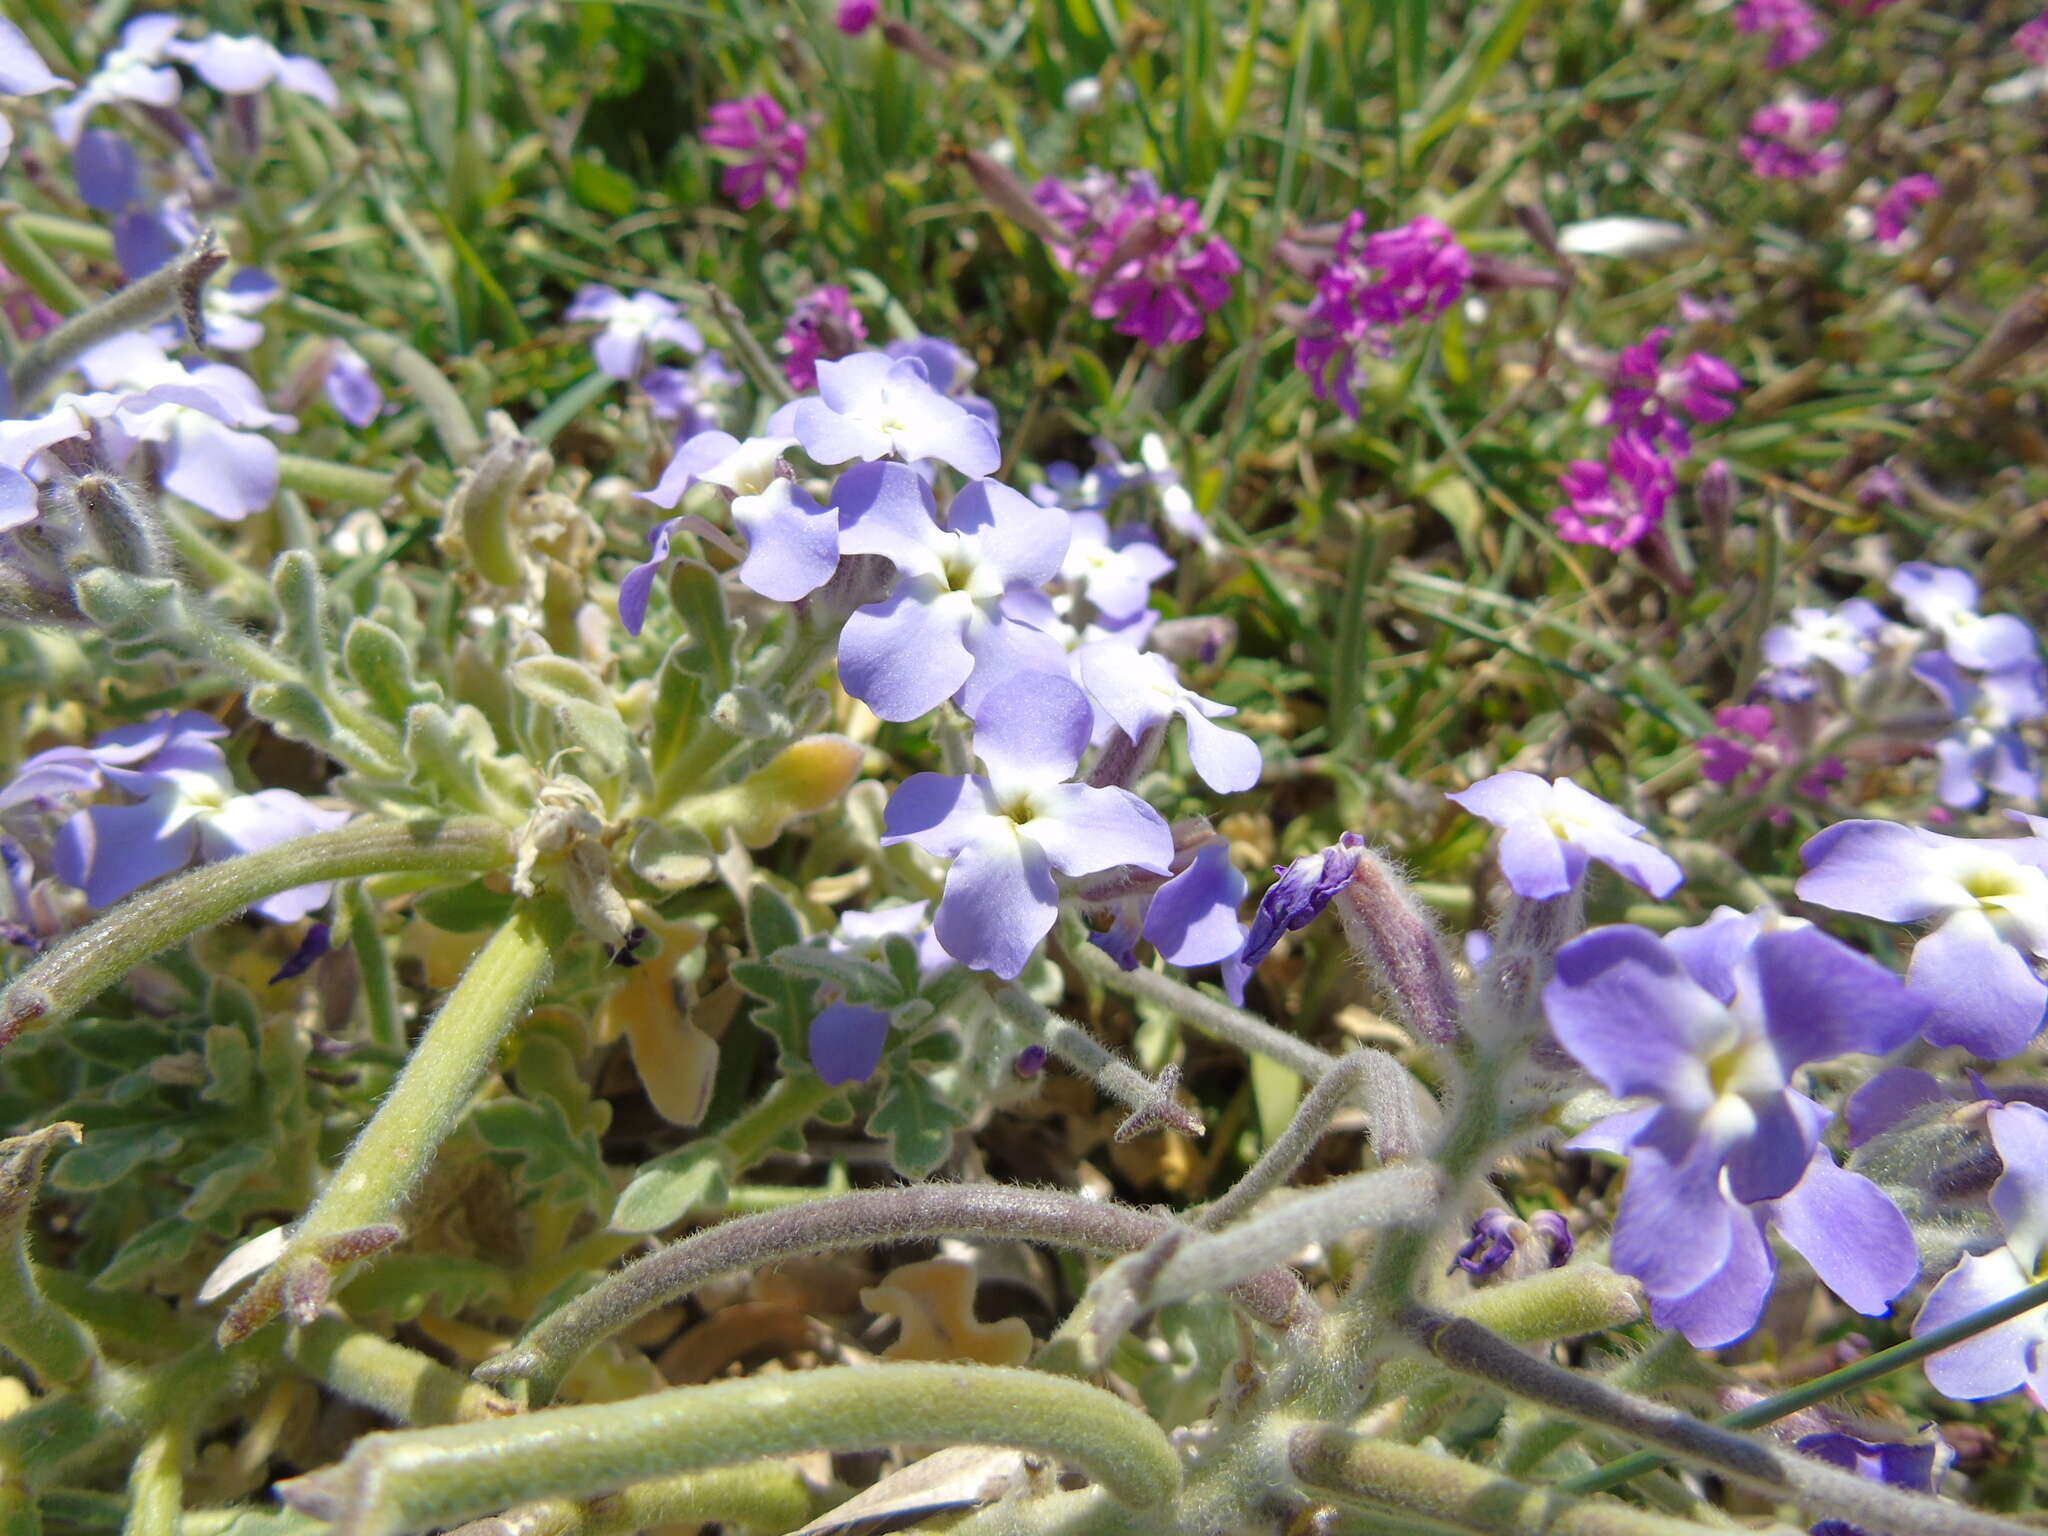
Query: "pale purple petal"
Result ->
[[640, 429, 743, 510], [839, 583, 975, 721], [1989, 1103, 2048, 1272], [74, 128, 139, 211], [1752, 925, 1932, 1065], [274, 54, 340, 108], [1722, 1092, 1816, 1204], [1910, 907, 2048, 1059], [1020, 783, 1173, 879], [0, 467, 34, 533], [565, 285, 623, 323], [955, 614, 1070, 718], [160, 416, 278, 520], [950, 479, 1070, 588], [1180, 706, 1262, 793], [1611, 1141, 1738, 1300], [591, 327, 644, 381], [1496, 819, 1579, 900], [1446, 769, 1556, 825], [1143, 842, 1247, 967], [323, 343, 383, 427], [618, 520, 677, 637], [732, 481, 839, 601], [791, 396, 893, 466], [832, 460, 942, 571], [172, 35, 283, 95], [1915, 1247, 2038, 1400], [810, 1002, 891, 1085], [1771, 1150, 1918, 1313], [1545, 926, 1724, 1105], [1572, 818, 1684, 898], [0, 19, 61, 94], [53, 802, 200, 907], [1648, 1196, 1775, 1347], [969, 673, 1092, 793], [880, 772, 999, 860], [934, 826, 1058, 979], [1796, 820, 1971, 922]]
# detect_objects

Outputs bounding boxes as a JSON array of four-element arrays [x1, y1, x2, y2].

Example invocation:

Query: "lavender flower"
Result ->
[[0, 18, 61, 171], [1084, 837, 1249, 976], [1549, 433, 1675, 551], [1912, 1101, 2048, 1402], [165, 32, 339, 108], [701, 95, 806, 212], [1740, 96, 1846, 181], [565, 286, 704, 381], [1236, 833, 1365, 972], [1057, 512, 1172, 622], [50, 16, 184, 145], [321, 341, 384, 428], [1295, 214, 1470, 416], [1606, 328, 1741, 456], [1447, 771, 1683, 901], [1452, 1208, 1573, 1280], [880, 675, 1173, 978], [791, 352, 1000, 478], [1552, 910, 1927, 1342], [1797, 819, 2048, 1059], [1911, 653, 2045, 810], [1735, 0, 1828, 69], [1888, 564, 2039, 672], [1872, 174, 1939, 246], [1799, 1432, 1946, 1536], [1075, 644, 1261, 793], [1762, 599, 1886, 677], [641, 351, 737, 437], [781, 286, 866, 391], [1035, 170, 1240, 348], [834, 462, 1068, 720]]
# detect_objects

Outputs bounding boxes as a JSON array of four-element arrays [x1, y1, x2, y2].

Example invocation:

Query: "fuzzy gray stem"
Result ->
[[1197, 1050, 1409, 1231], [995, 989, 1204, 1140], [1401, 1307, 2035, 1536], [10, 230, 226, 406], [476, 1184, 1309, 1401]]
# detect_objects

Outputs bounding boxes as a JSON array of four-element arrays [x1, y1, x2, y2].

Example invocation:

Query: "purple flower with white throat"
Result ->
[[1762, 598, 1886, 678], [791, 351, 999, 479], [1551, 909, 1928, 1336], [1888, 564, 2039, 672], [1873, 174, 1939, 246], [623, 431, 837, 629], [834, 461, 1069, 721], [1607, 327, 1741, 456], [701, 94, 806, 212], [50, 16, 184, 145], [1735, 0, 1828, 69], [781, 286, 866, 391], [881, 674, 1173, 978], [1911, 652, 2045, 810], [1797, 819, 2048, 1059], [1059, 512, 1172, 622], [1447, 771, 1683, 901], [1913, 1101, 2048, 1403], [165, 32, 338, 107], [1075, 644, 1261, 793], [1083, 836, 1248, 975], [1741, 95, 1845, 181], [1549, 433, 1675, 551], [565, 286, 704, 381], [75, 332, 296, 521]]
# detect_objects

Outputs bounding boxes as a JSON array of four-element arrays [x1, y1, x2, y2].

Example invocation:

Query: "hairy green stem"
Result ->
[[1289, 1428, 1753, 1536], [124, 1421, 188, 1536], [0, 1124, 98, 1388], [0, 819, 511, 1045], [477, 1184, 1307, 1401], [996, 989, 1203, 1140], [10, 230, 224, 406], [277, 454, 401, 508], [442, 1466, 814, 1536], [330, 330, 483, 464], [0, 203, 88, 316], [1402, 1308, 2034, 1536], [344, 881, 406, 1053], [1198, 1050, 1408, 1230], [276, 1364, 1180, 1536], [287, 1318, 519, 1426], [217, 899, 571, 1344]]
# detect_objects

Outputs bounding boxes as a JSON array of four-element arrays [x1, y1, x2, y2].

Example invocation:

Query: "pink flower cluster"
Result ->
[[2021, 13, 2048, 64], [1735, 0, 1827, 69], [1032, 170, 1240, 348], [1872, 173, 1939, 246], [1293, 214, 1471, 416], [781, 286, 867, 391], [1552, 328, 1742, 551], [1740, 96, 1845, 182], [1699, 703, 1845, 818], [701, 95, 808, 211]]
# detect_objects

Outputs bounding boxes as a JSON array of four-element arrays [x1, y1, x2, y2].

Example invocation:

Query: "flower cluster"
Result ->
[[1740, 94, 1845, 181], [780, 286, 867, 391], [1872, 173, 1940, 246], [1292, 214, 1471, 417], [1735, 0, 1828, 70], [701, 94, 808, 211], [1032, 169, 1240, 347]]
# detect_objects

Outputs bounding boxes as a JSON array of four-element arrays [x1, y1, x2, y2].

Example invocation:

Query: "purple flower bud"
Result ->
[[1695, 458, 1735, 545], [269, 920, 333, 983], [1014, 1044, 1048, 1078], [1237, 833, 1364, 972], [1451, 1208, 1575, 1281]]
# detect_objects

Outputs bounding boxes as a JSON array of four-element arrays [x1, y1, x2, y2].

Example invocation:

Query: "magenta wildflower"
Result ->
[[1699, 704, 1845, 811], [836, 0, 881, 33], [701, 95, 807, 211], [1295, 214, 1470, 415], [1872, 174, 1939, 246], [781, 286, 867, 391], [1735, 0, 1827, 69], [2020, 13, 2048, 65], [1740, 97, 1845, 182], [1032, 171, 1240, 348], [1607, 328, 1742, 456], [1550, 434, 1675, 551]]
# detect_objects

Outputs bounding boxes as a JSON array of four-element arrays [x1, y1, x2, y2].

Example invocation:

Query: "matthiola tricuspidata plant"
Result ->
[[2, 6, 2047, 1536]]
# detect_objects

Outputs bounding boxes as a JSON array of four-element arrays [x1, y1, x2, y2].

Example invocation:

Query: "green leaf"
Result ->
[[570, 156, 637, 218], [344, 617, 444, 721], [49, 1126, 185, 1193], [868, 1064, 967, 1179], [199, 1024, 254, 1107], [95, 1213, 205, 1289], [472, 1096, 612, 1208], [416, 879, 517, 933], [339, 1254, 512, 1321], [180, 1142, 275, 1220], [610, 1143, 731, 1234], [1250, 1055, 1304, 1149], [270, 550, 331, 687], [730, 961, 819, 1071]]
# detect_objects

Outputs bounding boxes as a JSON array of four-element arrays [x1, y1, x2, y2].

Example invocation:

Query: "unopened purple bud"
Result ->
[[1510, 201, 1561, 257], [1528, 1209, 1573, 1266], [1332, 845, 1463, 1046], [1452, 1207, 1574, 1281], [269, 921, 333, 984], [1015, 1044, 1048, 1079], [1149, 615, 1236, 667], [1452, 1209, 1520, 1277], [1238, 833, 1365, 971]]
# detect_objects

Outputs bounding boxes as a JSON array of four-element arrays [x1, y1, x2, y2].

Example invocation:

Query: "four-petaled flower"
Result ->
[[1797, 819, 2048, 1059], [834, 461, 1068, 721], [1606, 327, 1741, 456], [565, 286, 704, 381], [701, 94, 807, 211], [1740, 95, 1845, 181], [881, 675, 1173, 978], [1761, 598, 1886, 678], [1447, 771, 1683, 901], [1295, 214, 1470, 416], [792, 352, 1000, 479], [1911, 652, 2046, 810], [1549, 433, 1675, 551], [1889, 563, 2039, 672]]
